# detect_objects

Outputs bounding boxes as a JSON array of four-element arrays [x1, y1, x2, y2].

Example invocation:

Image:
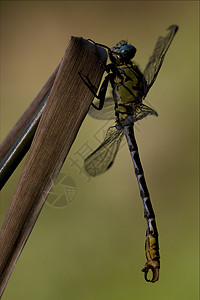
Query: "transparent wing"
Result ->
[[84, 126, 124, 176], [143, 25, 178, 95], [88, 97, 115, 120]]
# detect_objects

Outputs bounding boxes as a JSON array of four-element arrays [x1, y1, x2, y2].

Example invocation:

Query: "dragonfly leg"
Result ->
[[79, 71, 114, 110], [123, 125, 160, 283], [88, 39, 111, 52], [88, 39, 112, 73]]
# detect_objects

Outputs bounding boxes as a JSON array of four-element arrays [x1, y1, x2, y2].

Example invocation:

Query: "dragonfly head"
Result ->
[[110, 40, 136, 65]]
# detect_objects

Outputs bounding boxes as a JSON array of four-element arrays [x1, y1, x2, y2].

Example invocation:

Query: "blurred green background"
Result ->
[[0, 1, 199, 300]]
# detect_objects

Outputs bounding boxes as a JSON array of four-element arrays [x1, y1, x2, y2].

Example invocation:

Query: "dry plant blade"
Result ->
[[0, 64, 60, 189], [0, 65, 60, 162], [0, 36, 107, 297]]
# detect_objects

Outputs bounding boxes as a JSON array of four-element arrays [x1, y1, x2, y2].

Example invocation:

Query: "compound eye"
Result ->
[[119, 44, 136, 61]]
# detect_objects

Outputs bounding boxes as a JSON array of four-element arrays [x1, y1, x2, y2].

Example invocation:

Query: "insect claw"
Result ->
[[87, 38, 99, 46]]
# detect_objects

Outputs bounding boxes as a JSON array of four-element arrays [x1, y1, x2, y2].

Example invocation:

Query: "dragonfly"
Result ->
[[80, 25, 178, 283]]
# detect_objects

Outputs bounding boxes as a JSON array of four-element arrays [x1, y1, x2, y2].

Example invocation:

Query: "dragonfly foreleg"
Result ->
[[123, 125, 160, 283], [88, 39, 112, 73]]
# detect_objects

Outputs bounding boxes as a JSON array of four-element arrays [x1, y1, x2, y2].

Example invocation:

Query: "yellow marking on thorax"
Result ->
[[115, 65, 143, 105]]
